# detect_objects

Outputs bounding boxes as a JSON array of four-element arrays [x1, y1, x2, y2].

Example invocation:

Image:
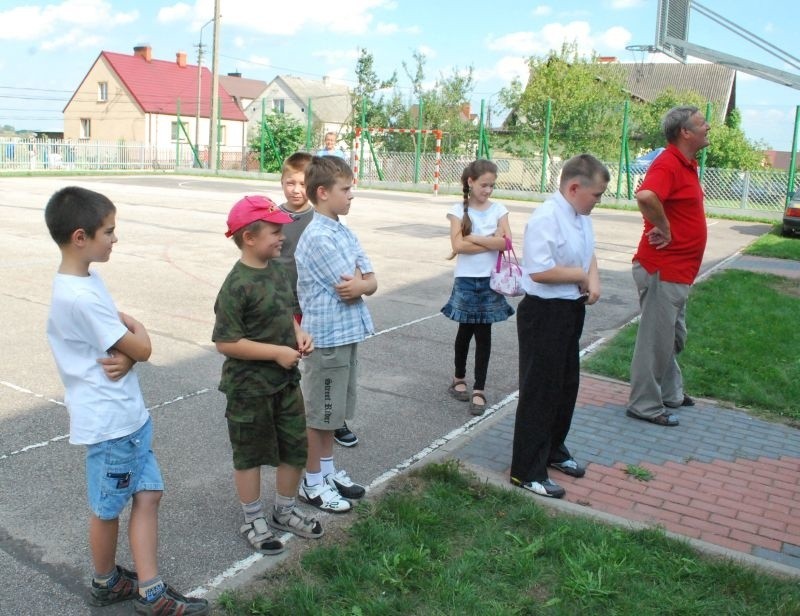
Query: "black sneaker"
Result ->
[[510, 476, 566, 498], [334, 423, 359, 447], [88, 565, 138, 606], [549, 458, 586, 478], [325, 469, 366, 499], [133, 584, 209, 615]]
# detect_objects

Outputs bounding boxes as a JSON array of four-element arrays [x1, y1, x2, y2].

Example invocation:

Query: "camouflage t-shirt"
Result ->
[[213, 260, 301, 397]]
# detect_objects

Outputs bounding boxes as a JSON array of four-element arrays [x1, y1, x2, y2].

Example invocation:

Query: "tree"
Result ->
[[248, 111, 304, 172], [351, 48, 397, 131], [497, 43, 628, 160], [630, 91, 765, 170]]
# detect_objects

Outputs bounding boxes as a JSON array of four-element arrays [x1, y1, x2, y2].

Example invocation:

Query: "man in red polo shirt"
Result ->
[[626, 106, 710, 427]]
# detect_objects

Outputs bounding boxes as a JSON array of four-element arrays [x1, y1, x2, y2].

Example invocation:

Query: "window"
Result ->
[[79, 118, 91, 139], [218, 125, 226, 145], [97, 82, 108, 102], [171, 121, 185, 141], [273, 98, 285, 113]]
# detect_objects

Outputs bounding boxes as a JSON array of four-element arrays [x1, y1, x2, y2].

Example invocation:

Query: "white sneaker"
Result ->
[[299, 479, 352, 513], [325, 469, 366, 500]]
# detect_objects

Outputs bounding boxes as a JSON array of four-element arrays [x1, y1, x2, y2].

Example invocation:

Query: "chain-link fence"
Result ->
[[0, 138, 250, 172], [2, 137, 793, 213], [356, 151, 794, 211]]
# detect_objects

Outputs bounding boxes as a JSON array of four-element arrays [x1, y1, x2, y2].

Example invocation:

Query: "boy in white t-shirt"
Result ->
[[45, 186, 208, 615]]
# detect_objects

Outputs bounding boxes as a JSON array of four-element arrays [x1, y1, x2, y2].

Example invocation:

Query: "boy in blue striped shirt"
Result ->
[[295, 156, 377, 513]]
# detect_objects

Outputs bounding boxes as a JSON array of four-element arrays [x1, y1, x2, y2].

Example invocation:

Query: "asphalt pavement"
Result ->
[[0, 174, 790, 615]]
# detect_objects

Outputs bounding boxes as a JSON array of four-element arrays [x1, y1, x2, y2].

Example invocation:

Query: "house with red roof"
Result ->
[[63, 45, 247, 150]]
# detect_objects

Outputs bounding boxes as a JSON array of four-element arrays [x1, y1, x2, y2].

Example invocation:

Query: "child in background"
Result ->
[[295, 156, 377, 513], [275, 152, 360, 448], [441, 159, 514, 416], [44, 186, 209, 615], [213, 196, 323, 555]]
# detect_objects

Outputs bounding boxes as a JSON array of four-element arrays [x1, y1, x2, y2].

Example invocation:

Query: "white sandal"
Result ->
[[240, 517, 285, 554], [271, 508, 324, 539]]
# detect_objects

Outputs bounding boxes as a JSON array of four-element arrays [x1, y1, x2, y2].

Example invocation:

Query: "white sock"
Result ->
[[305, 470, 323, 487], [320, 456, 335, 477]]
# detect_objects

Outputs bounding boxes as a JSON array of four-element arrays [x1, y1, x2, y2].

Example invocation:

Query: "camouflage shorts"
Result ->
[[225, 384, 307, 470]]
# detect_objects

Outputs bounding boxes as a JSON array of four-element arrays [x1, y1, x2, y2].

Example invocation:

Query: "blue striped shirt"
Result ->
[[295, 213, 375, 347]]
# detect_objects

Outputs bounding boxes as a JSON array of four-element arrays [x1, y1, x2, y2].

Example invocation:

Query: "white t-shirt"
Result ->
[[521, 191, 595, 299], [47, 271, 149, 445], [447, 201, 509, 277]]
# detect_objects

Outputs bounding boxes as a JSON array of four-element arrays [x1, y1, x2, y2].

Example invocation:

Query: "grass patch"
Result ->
[[214, 462, 800, 615], [625, 464, 654, 481], [583, 269, 800, 423], [743, 225, 800, 260]]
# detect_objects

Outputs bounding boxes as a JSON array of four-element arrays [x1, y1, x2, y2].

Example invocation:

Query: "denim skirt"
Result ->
[[441, 276, 514, 324]]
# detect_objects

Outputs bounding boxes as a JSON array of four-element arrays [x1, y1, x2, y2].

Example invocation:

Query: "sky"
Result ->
[[1, 0, 799, 150]]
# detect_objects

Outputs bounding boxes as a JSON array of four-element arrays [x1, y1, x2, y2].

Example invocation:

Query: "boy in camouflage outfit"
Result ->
[[213, 195, 323, 554]]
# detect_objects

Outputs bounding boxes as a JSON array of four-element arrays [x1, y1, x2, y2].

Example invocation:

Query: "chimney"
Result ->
[[227, 72, 242, 78], [322, 75, 330, 86], [176, 51, 187, 68], [597, 56, 618, 63], [133, 45, 152, 62]]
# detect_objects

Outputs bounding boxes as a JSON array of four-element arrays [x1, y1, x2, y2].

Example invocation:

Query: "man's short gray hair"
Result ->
[[662, 106, 700, 143]]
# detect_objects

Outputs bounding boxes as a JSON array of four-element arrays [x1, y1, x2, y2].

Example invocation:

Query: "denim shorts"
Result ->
[[85, 418, 164, 520]]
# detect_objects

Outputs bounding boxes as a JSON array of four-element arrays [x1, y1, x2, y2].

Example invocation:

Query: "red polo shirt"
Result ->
[[633, 144, 707, 284]]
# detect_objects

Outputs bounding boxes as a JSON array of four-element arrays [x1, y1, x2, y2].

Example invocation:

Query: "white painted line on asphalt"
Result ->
[[0, 386, 212, 462], [187, 389, 522, 599], [368, 312, 442, 338]]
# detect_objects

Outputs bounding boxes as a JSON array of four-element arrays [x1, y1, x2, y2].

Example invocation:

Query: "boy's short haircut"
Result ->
[[559, 154, 610, 188], [305, 155, 353, 205], [282, 151, 313, 177], [231, 220, 266, 249], [45, 186, 116, 245]]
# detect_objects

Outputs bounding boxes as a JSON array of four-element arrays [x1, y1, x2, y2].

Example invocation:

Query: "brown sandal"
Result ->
[[625, 409, 679, 427], [447, 379, 469, 402], [469, 392, 487, 416]]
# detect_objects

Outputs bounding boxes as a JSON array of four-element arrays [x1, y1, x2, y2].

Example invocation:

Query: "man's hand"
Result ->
[[98, 349, 135, 381], [646, 227, 672, 249]]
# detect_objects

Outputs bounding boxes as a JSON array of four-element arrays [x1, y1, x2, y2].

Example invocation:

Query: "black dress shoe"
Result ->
[[665, 395, 694, 408]]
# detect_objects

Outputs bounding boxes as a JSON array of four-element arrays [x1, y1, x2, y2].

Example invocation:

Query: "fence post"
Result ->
[[414, 98, 423, 184], [359, 99, 366, 182], [616, 101, 630, 199], [699, 102, 712, 184], [787, 105, 799, 203], [306, 99, 313, 152], [539, 99, 552, 192]]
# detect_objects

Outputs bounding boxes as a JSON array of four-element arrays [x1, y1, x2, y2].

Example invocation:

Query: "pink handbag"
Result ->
[[489, 236, 524, 297]]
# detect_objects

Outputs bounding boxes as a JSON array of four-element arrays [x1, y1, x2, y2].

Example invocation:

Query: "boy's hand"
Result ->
[[296, 329, 314, 356], [276, 346, 302, 370], [335, 272, 363, 303], [98, 349, 135, 381]]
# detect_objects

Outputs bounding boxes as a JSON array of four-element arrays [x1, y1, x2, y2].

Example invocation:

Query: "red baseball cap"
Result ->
[[225, 195, 294, 237]]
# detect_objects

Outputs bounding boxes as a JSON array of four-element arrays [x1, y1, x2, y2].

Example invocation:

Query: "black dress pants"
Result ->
[[510, 295, 585, 483]]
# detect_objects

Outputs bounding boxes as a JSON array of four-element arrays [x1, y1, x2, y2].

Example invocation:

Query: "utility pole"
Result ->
[[195, 18, 214, 167], [208, 0, 221, 172]]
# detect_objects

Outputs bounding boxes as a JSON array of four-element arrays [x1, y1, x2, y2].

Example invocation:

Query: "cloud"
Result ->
[[532, 5, 552, 17], [475, 56, 530, 84], [311, 48, 361, 65], [41, 30, 102, 51], [608, 0, 644, 8], [417, 45, 436, 59], [157, 3, 192, 23], [158, 0, 393, 36], [0, 1, 137, 43], [487, 21, 633, 57]]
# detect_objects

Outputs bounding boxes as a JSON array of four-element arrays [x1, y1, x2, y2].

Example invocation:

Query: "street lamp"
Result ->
[[195, 18, 214, 166]]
